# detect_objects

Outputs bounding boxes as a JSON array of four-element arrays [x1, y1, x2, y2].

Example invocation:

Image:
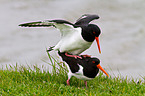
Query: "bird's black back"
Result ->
[[58, 52, 79, 73], [58, 52, 100, 78]]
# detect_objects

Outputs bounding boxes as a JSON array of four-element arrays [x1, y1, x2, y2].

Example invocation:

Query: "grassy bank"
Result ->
[[0, 53, 145, 96]]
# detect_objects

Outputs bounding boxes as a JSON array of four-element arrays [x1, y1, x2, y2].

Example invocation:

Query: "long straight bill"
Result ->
[[97, 64, 109, 77], [95, 37, 101, 54]]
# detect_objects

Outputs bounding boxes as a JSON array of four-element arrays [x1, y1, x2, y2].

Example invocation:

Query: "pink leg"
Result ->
[[84, 81, 88, 88], [65, 52, 82, 59], [67, 79, 70, 86]]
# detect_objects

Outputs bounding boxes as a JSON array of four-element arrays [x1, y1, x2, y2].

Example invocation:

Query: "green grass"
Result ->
[[0, 53, 145, 96]]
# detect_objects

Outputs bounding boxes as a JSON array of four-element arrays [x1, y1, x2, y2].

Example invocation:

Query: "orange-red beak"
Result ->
[[95, 37, 101, 54], [97, 64, 109, 77]]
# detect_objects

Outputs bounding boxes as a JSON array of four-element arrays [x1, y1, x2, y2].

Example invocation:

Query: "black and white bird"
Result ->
[[58, 51, 109, 88], [19, 14, 101, 56]]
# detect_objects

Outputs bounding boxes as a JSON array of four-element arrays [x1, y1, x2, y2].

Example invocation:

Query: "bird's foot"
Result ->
[[67, 79, 70, 86], [81, 55, 91, 58], [84, 81, 88, 88], [47, 46, 55, 52], [65, 52, 82, 59]]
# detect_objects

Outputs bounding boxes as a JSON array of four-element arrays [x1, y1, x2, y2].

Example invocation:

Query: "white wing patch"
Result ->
[[80, 15, 87, 19], [54, 23, 77, 37]]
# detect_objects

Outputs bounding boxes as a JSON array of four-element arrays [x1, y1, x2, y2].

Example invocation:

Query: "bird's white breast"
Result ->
[[54, 27, 93, 54]]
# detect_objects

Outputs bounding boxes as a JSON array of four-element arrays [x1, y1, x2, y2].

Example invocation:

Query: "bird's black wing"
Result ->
[[58, 52, 79, 73], [19, 19, 78, 37], [19, 20, 55, 27], [74, 14, 99, 26], [19, 19, 74, 27]]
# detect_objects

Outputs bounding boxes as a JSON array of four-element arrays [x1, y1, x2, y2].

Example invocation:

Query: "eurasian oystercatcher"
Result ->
[[19, 14, 101, 55], [58, 51, 109, 88]]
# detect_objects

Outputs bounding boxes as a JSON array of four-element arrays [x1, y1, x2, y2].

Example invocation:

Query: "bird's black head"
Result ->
[[81, 24, 101, 41], [89, 58, 100, 66], [74, 14, 99, 26], [88, 24, 101, 37], [89, 57, 109, 77]]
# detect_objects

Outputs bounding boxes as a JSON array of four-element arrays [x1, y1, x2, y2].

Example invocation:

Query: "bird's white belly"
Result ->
[[72, 74, 93, 81], [54, 29, 93, 54], [71, 65, 93, 81]]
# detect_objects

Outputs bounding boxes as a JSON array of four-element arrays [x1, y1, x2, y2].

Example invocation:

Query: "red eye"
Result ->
[[93, 32, 96, 34], [92, 61, 95, 63]]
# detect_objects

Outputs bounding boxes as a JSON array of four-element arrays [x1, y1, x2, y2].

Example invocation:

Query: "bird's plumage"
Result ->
[[58, 52, 100, 79], [58, 51, 109, 87], [19, 14, 101, 54]]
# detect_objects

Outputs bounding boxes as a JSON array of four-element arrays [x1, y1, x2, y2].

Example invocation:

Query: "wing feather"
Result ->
[[19, 20, 55, 27], [19, 20, 79, 37]]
